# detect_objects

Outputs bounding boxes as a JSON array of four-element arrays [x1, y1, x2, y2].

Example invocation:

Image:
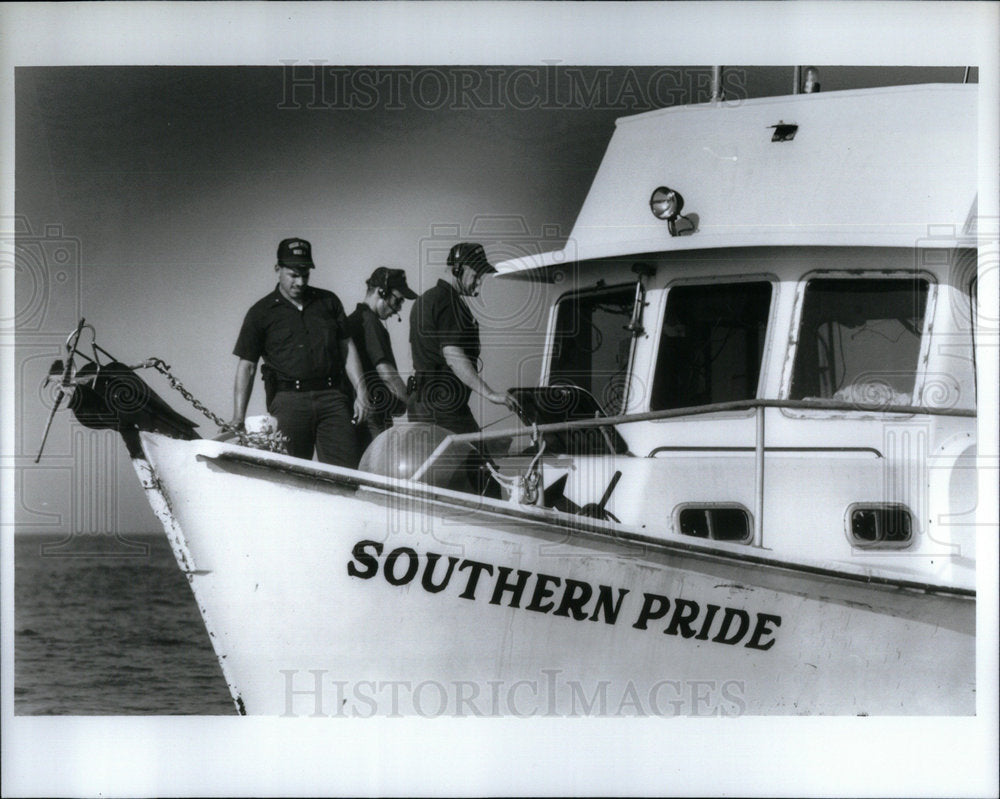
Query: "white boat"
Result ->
[[45, 81, 978, 715]]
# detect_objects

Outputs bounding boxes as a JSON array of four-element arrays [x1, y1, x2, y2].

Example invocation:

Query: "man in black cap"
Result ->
[[346, 266, 416, 452], [408, 242, 513, 494], [229, 237, 369, 468]]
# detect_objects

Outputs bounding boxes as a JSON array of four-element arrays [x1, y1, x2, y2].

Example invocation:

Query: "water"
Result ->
[[14, 533, 235, 715]]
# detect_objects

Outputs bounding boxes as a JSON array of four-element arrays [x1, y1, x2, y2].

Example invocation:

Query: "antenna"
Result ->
[[711, 66, 723, 101]]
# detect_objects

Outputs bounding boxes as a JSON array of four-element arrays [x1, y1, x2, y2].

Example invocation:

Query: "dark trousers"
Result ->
[[354, 411, 391, 457], [270, 388, 359, 469], [407, 398, 479, 436], [407, 397, 498, 497]]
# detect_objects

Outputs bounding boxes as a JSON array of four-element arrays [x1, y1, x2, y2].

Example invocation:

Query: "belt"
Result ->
[[412, 370, 458, 384], [273, 376, 340, 392]]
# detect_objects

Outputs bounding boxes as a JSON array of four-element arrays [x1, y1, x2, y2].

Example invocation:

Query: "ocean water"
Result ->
[[14, 533, 235, 715]]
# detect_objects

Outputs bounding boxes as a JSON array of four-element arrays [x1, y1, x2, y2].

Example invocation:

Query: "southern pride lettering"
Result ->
[[347, 539, 781, 651]]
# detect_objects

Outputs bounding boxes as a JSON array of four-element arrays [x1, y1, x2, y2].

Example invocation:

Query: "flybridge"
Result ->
[[496, 84, 978, 276]]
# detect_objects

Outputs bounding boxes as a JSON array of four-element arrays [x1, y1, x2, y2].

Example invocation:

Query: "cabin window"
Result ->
[[549, 285, 637, 415], [678, 506, 752, 542], [790, 279, 929, 404], [650, 282, 772, 410]]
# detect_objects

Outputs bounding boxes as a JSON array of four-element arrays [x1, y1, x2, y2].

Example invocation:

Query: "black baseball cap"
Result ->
[[277, 238, 315, 269], [447, 242, 496, 276], [368, 266, 418, 300]]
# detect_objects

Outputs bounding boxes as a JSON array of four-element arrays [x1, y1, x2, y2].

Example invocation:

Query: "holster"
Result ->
[[261, 363, 278, 411], [408, 370, 469, 414]]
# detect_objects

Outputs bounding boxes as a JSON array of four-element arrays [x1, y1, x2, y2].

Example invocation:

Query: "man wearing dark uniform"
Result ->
[[346, 266, 416, 452], [408, 242, 512, 494], [229, 237, 368, 468]]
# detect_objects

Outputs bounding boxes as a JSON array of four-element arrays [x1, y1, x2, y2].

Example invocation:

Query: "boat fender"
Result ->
[[358, 421, 475, 488]]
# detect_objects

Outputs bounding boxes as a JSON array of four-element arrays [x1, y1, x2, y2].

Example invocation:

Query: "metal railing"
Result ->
[[409, 397, 976, 546]]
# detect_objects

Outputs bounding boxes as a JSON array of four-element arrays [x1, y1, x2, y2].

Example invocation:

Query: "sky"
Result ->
[[2, 3, 998, 798], [12, 63, 977, 535]]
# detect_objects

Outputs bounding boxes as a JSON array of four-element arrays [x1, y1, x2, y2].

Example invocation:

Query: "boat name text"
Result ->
[[347, 539, 780, 650]]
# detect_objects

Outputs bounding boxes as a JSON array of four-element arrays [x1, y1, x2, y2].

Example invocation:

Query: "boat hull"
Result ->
[[137, 433, 974, 716]]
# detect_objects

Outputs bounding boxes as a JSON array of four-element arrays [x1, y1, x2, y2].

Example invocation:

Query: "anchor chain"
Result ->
[[136, 358, 288, 453]]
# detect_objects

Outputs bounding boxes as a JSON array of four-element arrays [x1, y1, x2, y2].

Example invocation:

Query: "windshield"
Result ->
[[548, 285, 636, 415]]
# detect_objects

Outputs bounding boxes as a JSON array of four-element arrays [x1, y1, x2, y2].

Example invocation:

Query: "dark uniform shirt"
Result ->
[[409, 279, 481, 412], [346, 302, 397, 415], [410, 280, 480, 370], [233, 285, 349, 381]]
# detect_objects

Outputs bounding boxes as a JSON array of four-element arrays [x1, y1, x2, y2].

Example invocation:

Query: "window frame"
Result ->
[[542, 281, 641, 415], [844, 502, 917, 550], [781, 269, 938, 416], [969, 274, 978, 397], [646, 274, 778, 414], [674, 502, 754, 544]]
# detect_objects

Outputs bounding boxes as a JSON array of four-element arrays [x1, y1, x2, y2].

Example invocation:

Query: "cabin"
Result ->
[[484, 84, 978, 591]]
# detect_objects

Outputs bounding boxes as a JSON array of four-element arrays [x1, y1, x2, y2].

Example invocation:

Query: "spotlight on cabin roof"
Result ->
[[649, 186, 684, 221], [650, 186, 698, 236]]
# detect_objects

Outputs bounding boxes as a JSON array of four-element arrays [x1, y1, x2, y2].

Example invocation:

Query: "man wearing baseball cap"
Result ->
[[229, 237, 369, 467], [346, 266, 417, 452], [407, 242, 514, 495]]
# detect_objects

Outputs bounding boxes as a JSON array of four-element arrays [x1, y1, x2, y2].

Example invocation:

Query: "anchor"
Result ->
[[36, 319, 199, 462]]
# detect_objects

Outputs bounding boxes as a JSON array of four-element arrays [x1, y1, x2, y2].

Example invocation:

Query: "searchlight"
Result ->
[[650, 186, 697, 237]]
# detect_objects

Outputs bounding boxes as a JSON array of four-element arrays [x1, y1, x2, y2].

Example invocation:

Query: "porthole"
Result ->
[[677, 505, 752, 543], [847, 504, 914, 548]]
